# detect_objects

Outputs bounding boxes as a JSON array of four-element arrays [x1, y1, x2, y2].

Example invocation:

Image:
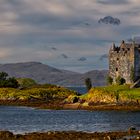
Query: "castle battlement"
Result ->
[[109, 40, 140, 84]]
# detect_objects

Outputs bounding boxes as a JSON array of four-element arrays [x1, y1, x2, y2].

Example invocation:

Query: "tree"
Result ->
[[0, 72, 8, 81], [106, 76, 113, 85], [17, 78, 37, 88], [115, 76, 126, 85], [0, 72, 19, 88], [6, 77, 19, 88], [85, 78, 92, 91]]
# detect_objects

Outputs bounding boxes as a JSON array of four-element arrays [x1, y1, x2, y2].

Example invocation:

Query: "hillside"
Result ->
[[0, 62, 108, 86]]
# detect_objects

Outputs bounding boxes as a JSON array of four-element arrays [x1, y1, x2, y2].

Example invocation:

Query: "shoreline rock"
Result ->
[[0, 130, 140, 140], [0, 100, 140, 111]]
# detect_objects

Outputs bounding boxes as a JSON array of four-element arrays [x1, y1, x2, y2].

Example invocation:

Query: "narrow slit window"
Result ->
[[116, 68, 118, 71]]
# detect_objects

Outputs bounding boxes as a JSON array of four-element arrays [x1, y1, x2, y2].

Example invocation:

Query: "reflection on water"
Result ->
[[0, 106, 140, 134]]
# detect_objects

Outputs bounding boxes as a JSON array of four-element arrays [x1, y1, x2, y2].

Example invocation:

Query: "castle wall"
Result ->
[[109, 44, 134, 84]]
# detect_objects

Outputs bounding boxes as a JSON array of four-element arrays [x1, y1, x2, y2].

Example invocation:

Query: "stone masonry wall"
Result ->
[[109, 42, 135, 84]]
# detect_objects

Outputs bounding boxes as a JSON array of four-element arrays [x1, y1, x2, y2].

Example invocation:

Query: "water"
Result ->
[[66, 87, 87, 94], [0, 106, 140, 134]]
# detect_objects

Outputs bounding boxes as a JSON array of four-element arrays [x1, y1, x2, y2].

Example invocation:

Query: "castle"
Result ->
[[109, 40, 140, 84]]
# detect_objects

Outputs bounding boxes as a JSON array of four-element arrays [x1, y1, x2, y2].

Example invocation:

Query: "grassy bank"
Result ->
[[65, 85, 140, 110], [0, 85, 77, 101], [81, 85, 140, 103], [0, 85, 77, 109], [0, 84, 140, 111]]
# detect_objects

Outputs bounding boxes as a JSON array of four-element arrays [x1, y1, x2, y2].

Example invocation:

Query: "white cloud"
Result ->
[[0, 0, 140, 72]]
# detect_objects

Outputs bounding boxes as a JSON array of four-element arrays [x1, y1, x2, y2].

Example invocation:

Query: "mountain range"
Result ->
[[0, 62, 108, 86]]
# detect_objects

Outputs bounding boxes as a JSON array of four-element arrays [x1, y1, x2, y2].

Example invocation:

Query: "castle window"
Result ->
[[128, 48, 130, 51], [117, 58, 119, 61], [122, 48, 125, 51], [116, 68, 118, 71]]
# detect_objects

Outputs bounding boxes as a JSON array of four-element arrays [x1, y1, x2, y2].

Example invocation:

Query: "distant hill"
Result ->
[[0, 62, 108, 86]]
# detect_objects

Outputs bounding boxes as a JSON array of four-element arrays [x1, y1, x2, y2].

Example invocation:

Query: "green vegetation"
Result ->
[[0, 72, 19, 88], [85, 78, 92, 91], [0, 85, 77, 100], [0, 72, 77, 102], [106, 76, 113, 85], [17, 78, 37, 88], [78, 85, 140, 104]]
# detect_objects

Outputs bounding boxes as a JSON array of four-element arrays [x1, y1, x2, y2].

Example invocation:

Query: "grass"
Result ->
[[0, 85, 77, 100], [79, 85, 140, 103]]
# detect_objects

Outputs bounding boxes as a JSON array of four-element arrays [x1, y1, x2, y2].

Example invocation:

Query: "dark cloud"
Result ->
[[84, 23, 90, 26], [51, 47, 57, 51], [98, 16, 121, 25], [61, 54, 68, 59], [78, 57, 87, 61], [99, 54, 108, 61], [97, 0, 129, 5]]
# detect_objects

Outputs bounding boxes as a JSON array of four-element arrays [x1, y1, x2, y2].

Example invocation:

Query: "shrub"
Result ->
[[106, 76, 113, 85], [85, 78, 92, 91], [0, 72, 19, 88], [17, 78, 37, 88]]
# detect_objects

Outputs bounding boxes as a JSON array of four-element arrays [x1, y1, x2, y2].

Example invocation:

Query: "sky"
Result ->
[[0, 0, 140, 72]]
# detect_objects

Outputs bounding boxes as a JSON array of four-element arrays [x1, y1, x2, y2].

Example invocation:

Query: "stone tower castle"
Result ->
[[109, 40, 140, 84]]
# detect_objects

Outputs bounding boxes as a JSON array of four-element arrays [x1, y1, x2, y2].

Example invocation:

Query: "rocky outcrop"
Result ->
[[0, 130, 140, 140]]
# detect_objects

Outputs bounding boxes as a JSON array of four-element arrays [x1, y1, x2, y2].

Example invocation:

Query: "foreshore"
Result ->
[[0, 130, 140, 140], [0, 100, 140, 140], [0, 100, 140, 111]]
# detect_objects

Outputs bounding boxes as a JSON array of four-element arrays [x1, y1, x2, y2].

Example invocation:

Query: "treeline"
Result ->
[[0, 72, 58, 89], [0, 72, 19, 88], [0, 72, 38, 88]]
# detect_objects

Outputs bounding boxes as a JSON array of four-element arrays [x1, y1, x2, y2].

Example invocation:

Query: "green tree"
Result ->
[[0, 72, 8, 81], [85, 78, 92, 91], [106, 76, 113, 85], [0, 72, 19, 88], [115, 76, 126, 85], [6, 77, 19, 88], [17, 78, 37, 88]]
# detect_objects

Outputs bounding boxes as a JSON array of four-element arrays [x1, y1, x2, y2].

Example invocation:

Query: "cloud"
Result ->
[[98, 16, 121, 25], [61, 54, 68, 59], [0, 0, 140, 72], [51, 47, 57, 51], [97, 0, 129, 5], [99, 54, 108, 61], [78, 57, 87, 61]]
